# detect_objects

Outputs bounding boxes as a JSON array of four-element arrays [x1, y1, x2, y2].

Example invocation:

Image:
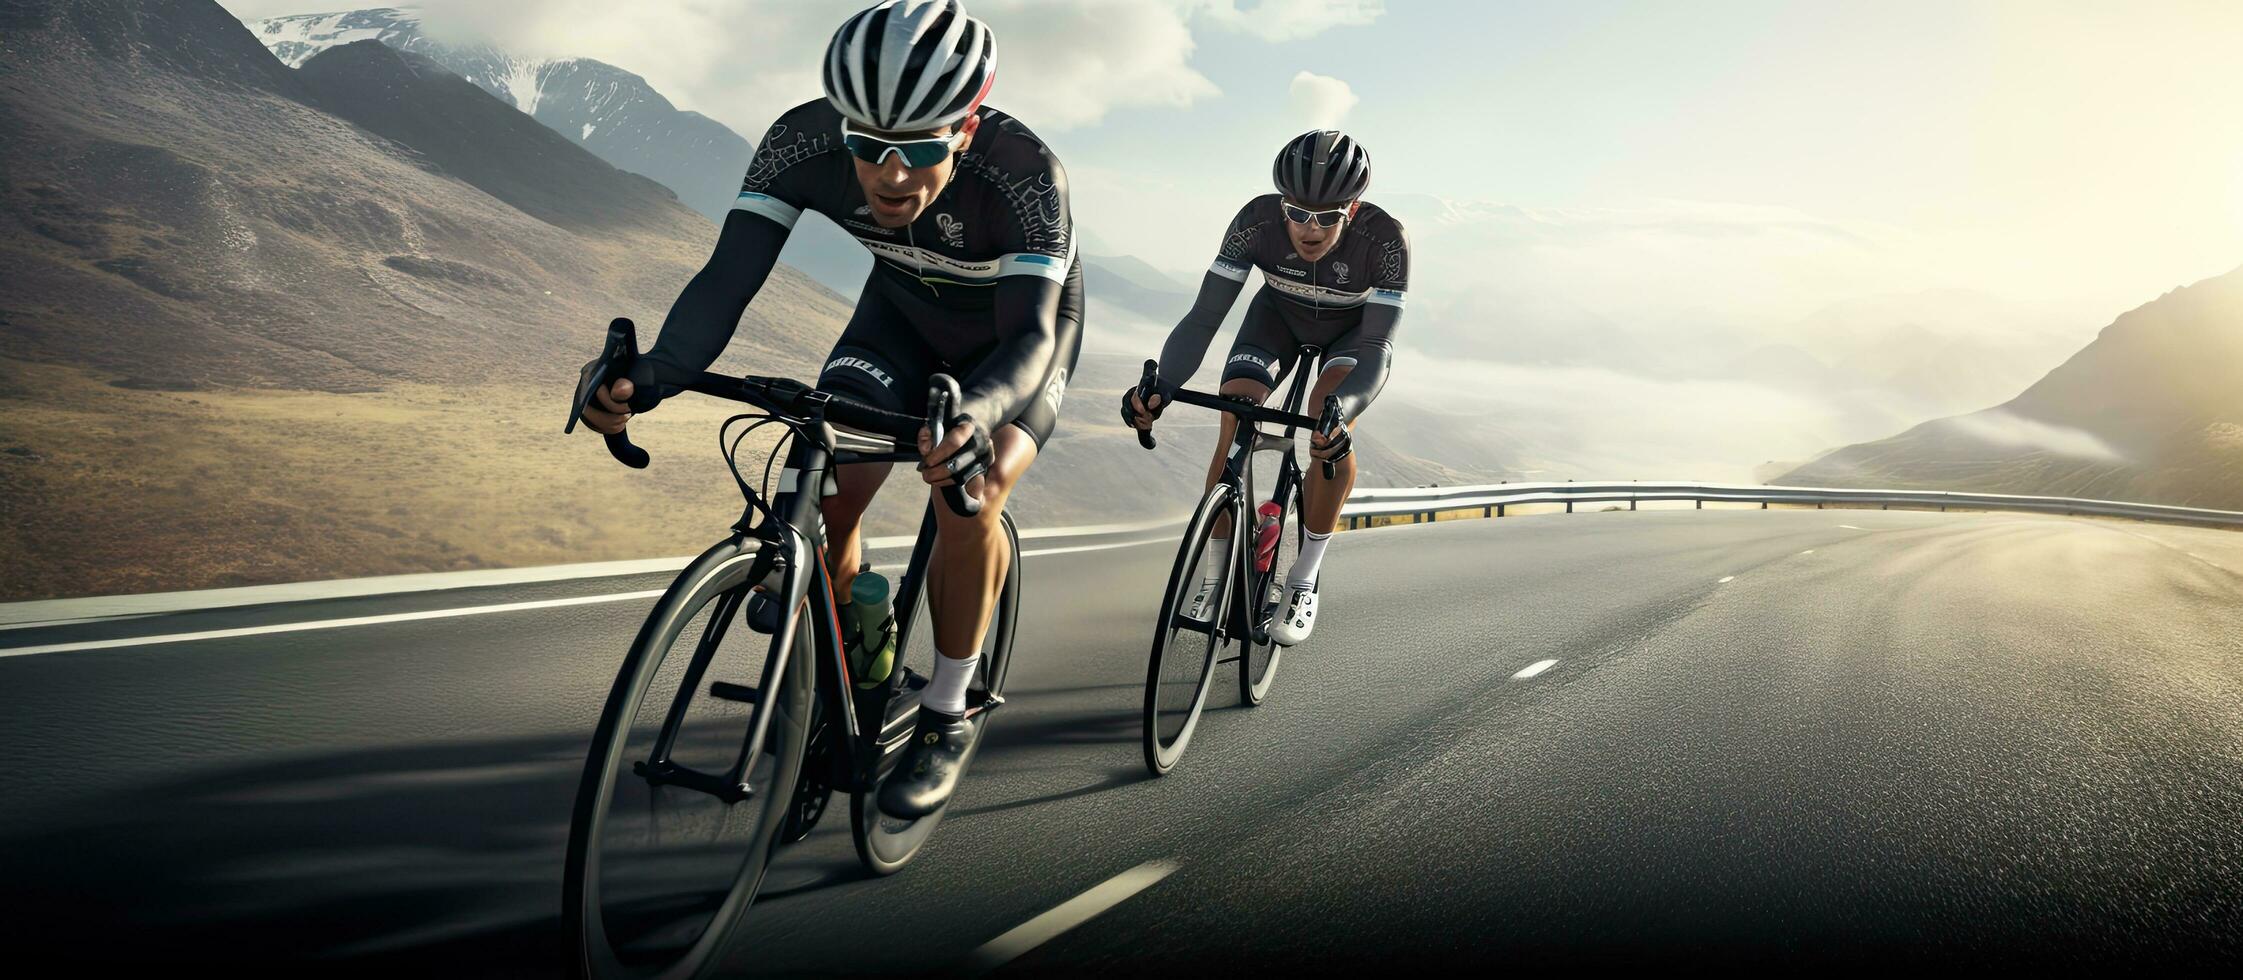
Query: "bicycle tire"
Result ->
[[1142, 483, 1239, 776], [563, 538, 817, 980]]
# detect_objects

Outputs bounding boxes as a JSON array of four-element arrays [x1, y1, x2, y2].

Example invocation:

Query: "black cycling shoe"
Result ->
[[877, 707, 979, 819]]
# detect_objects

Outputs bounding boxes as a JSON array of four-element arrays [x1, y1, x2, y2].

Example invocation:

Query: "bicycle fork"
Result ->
[[632, 532, 811, 805]]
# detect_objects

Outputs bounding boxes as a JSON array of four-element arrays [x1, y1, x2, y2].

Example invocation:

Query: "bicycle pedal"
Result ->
[[709, 681, 760, 704]]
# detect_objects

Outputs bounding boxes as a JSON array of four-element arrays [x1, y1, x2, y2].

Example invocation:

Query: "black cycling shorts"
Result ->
[[1218, 288, 1367, 390], [816, 283, 1083, 448]]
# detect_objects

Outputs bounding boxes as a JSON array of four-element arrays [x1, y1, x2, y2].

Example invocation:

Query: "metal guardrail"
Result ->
[[1340, 481, 2243, 531]]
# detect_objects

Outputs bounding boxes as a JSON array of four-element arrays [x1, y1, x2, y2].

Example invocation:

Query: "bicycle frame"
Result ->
[[1171, 345, 1322, 648], [629, 422, 925, 803]]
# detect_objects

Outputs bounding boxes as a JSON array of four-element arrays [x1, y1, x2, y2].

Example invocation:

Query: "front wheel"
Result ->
[[562, 538, 817, 980], [1142, 483, 1240, 776]]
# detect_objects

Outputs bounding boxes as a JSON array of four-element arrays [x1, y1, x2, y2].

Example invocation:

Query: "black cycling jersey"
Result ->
[[639, 99, 1083, 441], [1156, 194, 1408, 420]]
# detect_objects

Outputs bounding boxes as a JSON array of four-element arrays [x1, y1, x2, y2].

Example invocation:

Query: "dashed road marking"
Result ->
[[1512, 658, 1559, 679], [1718, 575, 1736, 583], [962, 859, 1181, 974]]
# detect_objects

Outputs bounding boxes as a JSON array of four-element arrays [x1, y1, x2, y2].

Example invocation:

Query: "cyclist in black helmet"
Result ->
[[1123, 129, 1409, 647], [579, 0, 1082, 818]]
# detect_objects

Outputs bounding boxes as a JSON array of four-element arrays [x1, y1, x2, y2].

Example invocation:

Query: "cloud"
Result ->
[[1287, 70, 1358, 129], [225, 2, 1222, 135], [1939, 409, 2127, 463], [1199, 0, 1385, 43]]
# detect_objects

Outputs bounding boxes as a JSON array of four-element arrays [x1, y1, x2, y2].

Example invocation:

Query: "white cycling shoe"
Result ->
[[1269, 584, 1317, 646]]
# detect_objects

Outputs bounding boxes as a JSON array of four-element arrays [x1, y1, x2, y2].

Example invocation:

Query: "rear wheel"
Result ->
[[563, 538, 817, 979], [1142, 483, 1240, 776], [850, 511, 1021, 875], [1240, 480, 1304, 706]]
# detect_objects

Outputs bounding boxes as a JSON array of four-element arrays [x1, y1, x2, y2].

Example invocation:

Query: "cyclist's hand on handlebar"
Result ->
[[582, 377, 635, 435], [918, 416, 991, 495], [1122, 387, 1165, 430]]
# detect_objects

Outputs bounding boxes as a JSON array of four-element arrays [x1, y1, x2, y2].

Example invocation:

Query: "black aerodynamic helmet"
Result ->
[[1272, 129, 1371, 204]]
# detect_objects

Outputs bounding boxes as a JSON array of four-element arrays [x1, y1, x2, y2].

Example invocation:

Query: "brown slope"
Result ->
[[1781, 263, 2243, 509], [0, 0, 846, 394]]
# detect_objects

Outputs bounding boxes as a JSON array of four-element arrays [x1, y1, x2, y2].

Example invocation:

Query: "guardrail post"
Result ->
[[1482, 505, 1491, 518], [1566, 500, 1574, 514], [1881, 503, 1888, 511], [1629, 497, 1637, 511], [1497, 503, 1506, 517], [1760, 501, 1768, 510], [1695, 499, 1703, 510], [1817, 501, 1824, 510]]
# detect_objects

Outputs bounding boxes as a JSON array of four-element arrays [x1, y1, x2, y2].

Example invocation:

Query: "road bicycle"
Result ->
[[559, 319, 1020, 979], [1134, 348, 1339, 775]]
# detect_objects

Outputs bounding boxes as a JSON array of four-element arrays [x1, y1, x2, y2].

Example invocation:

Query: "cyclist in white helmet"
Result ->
[[580, 0, 1081, 818], [1123, 130, 1410, 647]]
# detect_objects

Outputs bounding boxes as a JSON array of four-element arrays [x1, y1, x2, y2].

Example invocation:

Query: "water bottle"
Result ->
[[1255, 500, 1284, 572], [849, 569, 897, 688]]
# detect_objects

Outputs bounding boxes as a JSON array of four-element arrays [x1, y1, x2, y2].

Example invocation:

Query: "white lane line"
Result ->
[[1800, 549, 1815, 554], [1512, 658, 1559, 679], [1018, 535, 1176, 559], [1838, 524, 1865, 530], [1718, 575, 1736, 583], [0, 534, 1165, 659], [0, 517, 1185, 627], [0, 590, 668, 658], [961, 859, 1180, 974]]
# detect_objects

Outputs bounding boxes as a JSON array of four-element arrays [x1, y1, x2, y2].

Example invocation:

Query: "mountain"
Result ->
[[0, 0, 845, 393], [240, 6, 1210, 324], [1782, 264, 2243, 509], [247, 6, 753, 223], [1083, 252, 1197, 326]]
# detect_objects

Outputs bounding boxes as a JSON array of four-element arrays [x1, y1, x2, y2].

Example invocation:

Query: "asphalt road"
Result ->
[[4, 509, 2242, 972]]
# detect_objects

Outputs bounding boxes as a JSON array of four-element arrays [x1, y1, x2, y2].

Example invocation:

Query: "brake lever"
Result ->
[[567, 317, 650, 468], [1134, 359, 1159, 450], [927, 374, 984, 518], [1315, 394, 1345, 481]]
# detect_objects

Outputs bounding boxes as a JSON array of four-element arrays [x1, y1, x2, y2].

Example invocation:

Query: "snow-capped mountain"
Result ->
[[247, 7, 751, 222]]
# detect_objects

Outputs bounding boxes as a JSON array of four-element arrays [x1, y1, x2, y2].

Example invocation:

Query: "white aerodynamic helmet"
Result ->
[[822, 0, 997, 132], [1273, 130, 1372, 205]]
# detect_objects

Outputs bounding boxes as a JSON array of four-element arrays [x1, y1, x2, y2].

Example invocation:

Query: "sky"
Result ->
[[218, 0, 2243, 477]]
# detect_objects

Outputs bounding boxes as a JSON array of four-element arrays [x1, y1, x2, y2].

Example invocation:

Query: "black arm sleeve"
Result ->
[[1154, 271, 1248, 393], [634, 210, 791, 406], [957, 273, 1073, 429], [1329, 301, 1401, 420]]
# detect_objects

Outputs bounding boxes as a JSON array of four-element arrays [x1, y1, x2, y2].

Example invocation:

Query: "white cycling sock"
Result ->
[[926, 650, 980, 717], [1287, 530, 1333, 590], [1198, 537, 1229, 594]]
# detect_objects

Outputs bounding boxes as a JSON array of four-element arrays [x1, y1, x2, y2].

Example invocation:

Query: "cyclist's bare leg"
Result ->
[[1202, 378, 1273, 538], [822, 462, 894, 598], [927, 424, 1038, 660], [1302, 364, 1359, 535]]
